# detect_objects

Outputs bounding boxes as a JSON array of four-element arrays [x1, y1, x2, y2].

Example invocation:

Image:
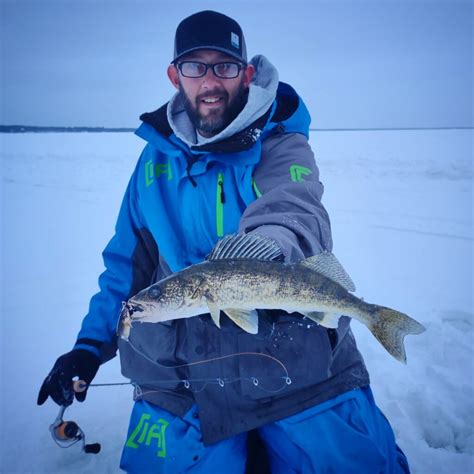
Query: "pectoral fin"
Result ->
[[303, 311, 340, 329], [205, 300, 221, 328], [224, 309, 259, 334]]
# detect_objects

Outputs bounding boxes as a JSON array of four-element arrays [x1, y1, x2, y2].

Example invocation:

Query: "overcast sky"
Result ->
[[1, 0, 472, 128]]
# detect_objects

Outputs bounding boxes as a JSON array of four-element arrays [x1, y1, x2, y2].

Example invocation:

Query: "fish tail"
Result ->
[[369, 306, 425, 363]]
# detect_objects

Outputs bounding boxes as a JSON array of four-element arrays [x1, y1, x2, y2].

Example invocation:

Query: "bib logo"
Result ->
[[290, 164, 312, 182], [145, 160, 173, 187], [126, 413, 169, 458]]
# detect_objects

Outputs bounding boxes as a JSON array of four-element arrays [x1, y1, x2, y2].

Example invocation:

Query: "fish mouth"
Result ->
[[126, 301, 145, 315], [117, 298, 166, 339], [116, 301, 146, 340]]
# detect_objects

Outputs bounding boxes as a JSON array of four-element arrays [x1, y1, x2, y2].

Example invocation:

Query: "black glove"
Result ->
[[37, 349, 100, 406]]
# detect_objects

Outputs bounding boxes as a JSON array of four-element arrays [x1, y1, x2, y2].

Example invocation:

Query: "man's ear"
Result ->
[[167, 65, 180, 90], [243, 64, 255, 88]]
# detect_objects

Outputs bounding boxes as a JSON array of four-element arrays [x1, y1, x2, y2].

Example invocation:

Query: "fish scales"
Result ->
[[195, 259, 362, 315], [118, 234, 426, 363]]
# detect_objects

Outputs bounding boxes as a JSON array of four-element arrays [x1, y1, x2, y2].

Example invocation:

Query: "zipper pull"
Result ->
[[186, 156, 198, 187]]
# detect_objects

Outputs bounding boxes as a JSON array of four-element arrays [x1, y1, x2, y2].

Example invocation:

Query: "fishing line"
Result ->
[[88, 375, 292, 395], [124, 336, 292, 393], [134, 375, 292, 399], [88, 381, 132, 387], [126, 336, 289, 372], [83, 337, 293, 395]]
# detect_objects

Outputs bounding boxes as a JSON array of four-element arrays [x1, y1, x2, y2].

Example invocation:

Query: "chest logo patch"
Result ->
[[145, 161, 173, 187]]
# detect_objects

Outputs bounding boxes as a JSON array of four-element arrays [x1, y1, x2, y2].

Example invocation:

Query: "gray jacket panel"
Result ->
[[240, 131, 333, 262]]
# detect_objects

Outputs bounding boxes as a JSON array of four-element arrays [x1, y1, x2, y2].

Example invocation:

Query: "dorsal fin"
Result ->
[[207, 233, 283, 261], [299, 252, 356, 292]]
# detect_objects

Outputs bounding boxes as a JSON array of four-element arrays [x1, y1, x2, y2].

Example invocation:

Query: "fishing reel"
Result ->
[[49, 380, 101, 454]]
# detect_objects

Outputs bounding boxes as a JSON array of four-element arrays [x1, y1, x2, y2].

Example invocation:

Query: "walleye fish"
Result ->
[[118, 233, 425, 363]]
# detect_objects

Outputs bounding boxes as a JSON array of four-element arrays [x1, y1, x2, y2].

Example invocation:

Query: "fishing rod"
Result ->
[[48, 346, 292, 454]]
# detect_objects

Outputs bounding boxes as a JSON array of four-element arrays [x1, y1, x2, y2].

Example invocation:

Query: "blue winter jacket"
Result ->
[[75, 56, 369, 444]]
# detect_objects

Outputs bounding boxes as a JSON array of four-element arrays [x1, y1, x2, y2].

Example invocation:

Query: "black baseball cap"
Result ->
[[173, 11, 247, 64]]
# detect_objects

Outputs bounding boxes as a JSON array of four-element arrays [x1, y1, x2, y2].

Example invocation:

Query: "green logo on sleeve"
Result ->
[[145, 161, 173, 187], [126, 413, 169, 458], [156, 164, 172, 180], [145, 161, 155, 187], [290, 164, 312, 182]]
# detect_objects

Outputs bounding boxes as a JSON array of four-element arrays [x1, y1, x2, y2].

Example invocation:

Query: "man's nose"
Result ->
[[201, 66, 221, 87]]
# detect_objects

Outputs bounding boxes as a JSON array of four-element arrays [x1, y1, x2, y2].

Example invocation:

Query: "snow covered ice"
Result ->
[[1, 129, 472, 473]]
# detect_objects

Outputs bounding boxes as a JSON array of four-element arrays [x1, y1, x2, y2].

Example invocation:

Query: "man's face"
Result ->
[[168, 50, 255, 138]]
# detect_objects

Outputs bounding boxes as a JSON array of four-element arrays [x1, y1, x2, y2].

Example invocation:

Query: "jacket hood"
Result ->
[[166, 55, 279, 148], [138, 67, 310, 154]]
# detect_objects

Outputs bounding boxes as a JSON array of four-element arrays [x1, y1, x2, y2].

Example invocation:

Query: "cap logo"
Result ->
[[231, 32, 240, 49]]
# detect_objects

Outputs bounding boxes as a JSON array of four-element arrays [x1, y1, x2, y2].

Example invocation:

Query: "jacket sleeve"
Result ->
[[239, 131, 332, 262], [74, 149, 158, 361]]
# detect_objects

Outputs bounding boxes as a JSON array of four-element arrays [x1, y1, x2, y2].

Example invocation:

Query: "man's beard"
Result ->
[[180, 81, 248, 137]]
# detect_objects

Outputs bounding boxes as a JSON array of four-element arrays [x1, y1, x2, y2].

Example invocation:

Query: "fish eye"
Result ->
[[148, 286, 161, 299]]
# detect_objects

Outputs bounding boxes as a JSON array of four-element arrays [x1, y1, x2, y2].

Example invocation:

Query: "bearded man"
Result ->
[[38, 10, 410, 474]]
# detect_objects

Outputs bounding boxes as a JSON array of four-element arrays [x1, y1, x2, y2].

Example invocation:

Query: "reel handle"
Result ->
[[73, 379, 87, 393], [84, 443, 101, 454]]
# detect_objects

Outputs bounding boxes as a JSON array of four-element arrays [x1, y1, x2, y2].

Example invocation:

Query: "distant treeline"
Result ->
[[1, 125, 472, 133], [0, 125, 135, 133]]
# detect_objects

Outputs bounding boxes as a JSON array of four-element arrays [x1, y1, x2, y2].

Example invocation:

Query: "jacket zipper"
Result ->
[[216, 172, 225, 237]]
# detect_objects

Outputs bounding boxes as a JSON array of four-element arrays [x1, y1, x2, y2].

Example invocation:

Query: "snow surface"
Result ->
[[1, 129, 473, 473]]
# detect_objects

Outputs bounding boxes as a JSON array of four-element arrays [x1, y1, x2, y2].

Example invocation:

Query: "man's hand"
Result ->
[[37, 349, 100, 406]]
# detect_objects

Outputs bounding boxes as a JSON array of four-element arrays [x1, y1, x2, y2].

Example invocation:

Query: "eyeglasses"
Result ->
[[176, 61, 245, 79]]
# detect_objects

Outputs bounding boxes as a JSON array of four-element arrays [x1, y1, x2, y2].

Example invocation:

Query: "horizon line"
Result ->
[[1, 124, 473, 133]]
